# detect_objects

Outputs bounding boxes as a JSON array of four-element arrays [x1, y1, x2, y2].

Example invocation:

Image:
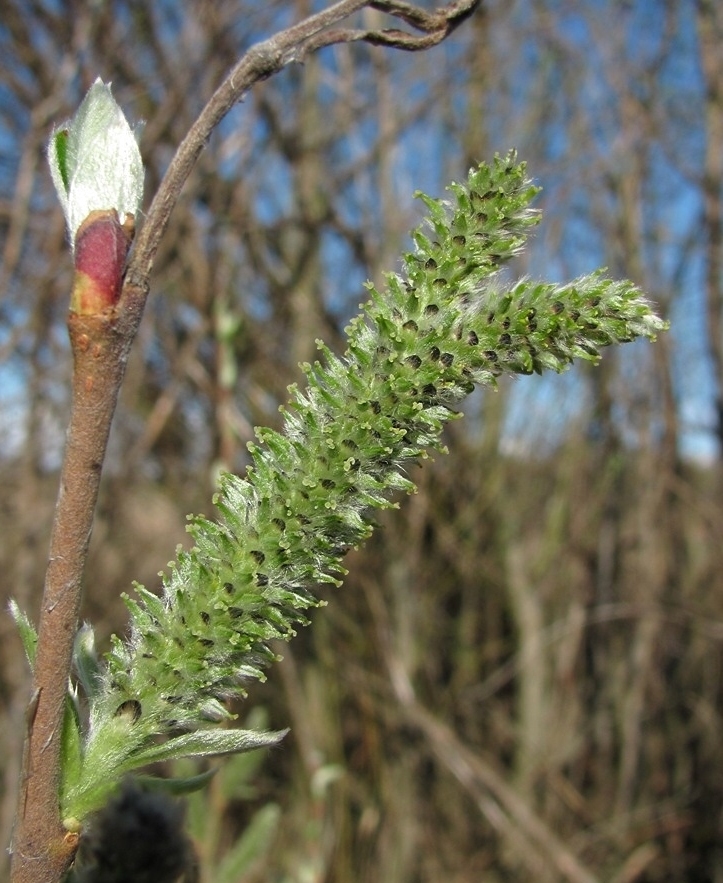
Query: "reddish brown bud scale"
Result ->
[[71, 210, 134, 315]]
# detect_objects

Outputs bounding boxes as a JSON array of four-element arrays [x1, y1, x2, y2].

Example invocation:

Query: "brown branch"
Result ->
[[373, 0, 484, 47], [123, 0, 481, 294], [297, 0, 480, 53], [10, 3, 482, 882], [10, 289, 147, 883], [124, 0, 370, 292]]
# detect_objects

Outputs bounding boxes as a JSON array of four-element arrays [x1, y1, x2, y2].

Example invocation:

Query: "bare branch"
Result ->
[[370, 0, 480, 34], [124, 0, 370, 292], [300, 0, 481, 53], [123, 0, 481, 297], [10, 292, 148, 883]]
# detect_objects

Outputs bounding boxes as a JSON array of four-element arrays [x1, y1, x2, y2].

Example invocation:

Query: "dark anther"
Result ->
[[114, 699, 142, 722]]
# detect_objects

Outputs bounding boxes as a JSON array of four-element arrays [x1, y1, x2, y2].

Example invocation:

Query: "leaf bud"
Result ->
[[48, 79, 143, 313]]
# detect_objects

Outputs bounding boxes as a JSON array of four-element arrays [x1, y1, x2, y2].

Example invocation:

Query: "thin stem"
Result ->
[[124, 0, 370, 290], [11, 292, 146, 883], [123, 0, 480, 292]]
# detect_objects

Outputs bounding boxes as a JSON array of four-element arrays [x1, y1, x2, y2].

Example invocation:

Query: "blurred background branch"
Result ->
[[1, 1, 720, 881]]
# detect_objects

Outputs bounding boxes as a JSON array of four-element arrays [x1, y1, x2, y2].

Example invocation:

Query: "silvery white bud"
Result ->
[[48, 78, 144, 248]]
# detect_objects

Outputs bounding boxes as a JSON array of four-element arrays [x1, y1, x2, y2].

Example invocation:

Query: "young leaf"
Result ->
[[48, 78, 144, 247], [9, 600, 37, 669]]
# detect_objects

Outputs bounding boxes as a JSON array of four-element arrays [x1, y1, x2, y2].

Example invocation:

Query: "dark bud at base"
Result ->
[[68, 778, 195, 883]]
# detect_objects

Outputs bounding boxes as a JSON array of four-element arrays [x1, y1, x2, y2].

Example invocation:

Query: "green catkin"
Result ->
[[66, 153, 665, 820]]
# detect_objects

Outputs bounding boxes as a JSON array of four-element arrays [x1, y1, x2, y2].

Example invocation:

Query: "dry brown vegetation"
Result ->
[[1, 1, 722, 881]]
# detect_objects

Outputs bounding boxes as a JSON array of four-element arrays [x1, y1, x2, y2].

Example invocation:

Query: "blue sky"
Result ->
[[0, 0, 716, 464]]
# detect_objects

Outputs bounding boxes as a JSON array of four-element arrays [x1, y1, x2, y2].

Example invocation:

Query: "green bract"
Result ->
[[48, 78, 144, 247], [27, 153, 664, 825]]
